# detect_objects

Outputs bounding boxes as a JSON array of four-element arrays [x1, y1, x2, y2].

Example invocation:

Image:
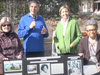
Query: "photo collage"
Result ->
[[2, 55, 83, 75]]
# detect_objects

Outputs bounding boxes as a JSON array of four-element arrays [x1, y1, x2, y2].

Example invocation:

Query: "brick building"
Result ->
[[80, 0, 100, 13]]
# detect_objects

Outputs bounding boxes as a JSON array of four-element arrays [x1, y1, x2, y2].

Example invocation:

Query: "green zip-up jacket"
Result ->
[[54, 18, 82, 54]]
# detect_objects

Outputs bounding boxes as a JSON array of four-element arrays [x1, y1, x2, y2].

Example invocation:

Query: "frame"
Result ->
[[27, 64, 37, 74], [3, 60, 22, 72], [67, 59, 82, 75], [40, 63, 50, 75]]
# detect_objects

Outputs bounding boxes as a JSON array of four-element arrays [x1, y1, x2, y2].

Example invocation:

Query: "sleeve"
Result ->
[[71, 21, 82, 47], [42, 18, 49, 37], [17, 17, 30, 38], [0, 41, 6, 63], [54, 25, 59, 47], [78, 39, 84, 53], [15, 33, 24, 58]]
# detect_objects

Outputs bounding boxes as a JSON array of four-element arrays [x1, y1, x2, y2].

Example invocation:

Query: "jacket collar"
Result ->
[[85, 34, 100, 53]]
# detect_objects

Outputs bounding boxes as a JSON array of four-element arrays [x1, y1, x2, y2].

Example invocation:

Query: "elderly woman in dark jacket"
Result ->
[[78, 19, 100, 71], [0, 17, 23, 73]]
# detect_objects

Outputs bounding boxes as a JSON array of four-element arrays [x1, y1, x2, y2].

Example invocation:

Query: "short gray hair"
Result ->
[[84, 19, 98, 30], [28, 0, 40, 7], [0, 17, 15, 33]]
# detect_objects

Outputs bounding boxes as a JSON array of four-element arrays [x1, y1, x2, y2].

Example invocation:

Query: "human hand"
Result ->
[[16, 55, 22, 59], [97, 66, 100, 71], [3, 58, 8, 60], [78, 53, 84, 58], [57, 45, 59, 49], [29, 21, 36, 29], [41, 26, 47, 34], [70, 44, 73, 49]]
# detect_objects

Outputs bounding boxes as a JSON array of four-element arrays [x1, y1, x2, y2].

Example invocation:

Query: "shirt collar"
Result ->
[[88, 36, 97, 43], [0, 32, 4, 36], [28, 13, 39, 21], [0, 32, 8, 37], [28, 13, 39, 18], [61, 16, 69, 23], [0, 32, 14, 37]]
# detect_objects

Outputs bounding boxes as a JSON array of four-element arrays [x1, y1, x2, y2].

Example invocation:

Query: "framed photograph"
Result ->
[[3, 60, 22, 72], [27, 64, 37, 74], [67, 59, 82, 75], [39, 63, 50, 75]]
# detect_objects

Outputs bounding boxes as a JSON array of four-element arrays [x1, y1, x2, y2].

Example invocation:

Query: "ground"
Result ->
[[14, 19, 100, 56]]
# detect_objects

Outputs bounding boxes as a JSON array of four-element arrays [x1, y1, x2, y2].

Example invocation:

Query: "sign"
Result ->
[[2, 55, 83, 75]]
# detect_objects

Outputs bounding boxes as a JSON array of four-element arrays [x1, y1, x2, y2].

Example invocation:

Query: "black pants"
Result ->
[[23, 51, 44, 58], [58, 53, 77, 56]]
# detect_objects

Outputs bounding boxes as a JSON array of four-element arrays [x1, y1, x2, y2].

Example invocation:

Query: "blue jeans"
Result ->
[[23, 51, 45, 58]]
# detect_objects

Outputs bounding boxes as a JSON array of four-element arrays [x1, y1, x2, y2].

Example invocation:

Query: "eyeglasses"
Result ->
[[2, 24, 11, 27], [86, 29, 96, 32]]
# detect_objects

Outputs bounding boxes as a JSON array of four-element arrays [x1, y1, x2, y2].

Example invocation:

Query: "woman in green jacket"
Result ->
[[54, 5, 82, 56]]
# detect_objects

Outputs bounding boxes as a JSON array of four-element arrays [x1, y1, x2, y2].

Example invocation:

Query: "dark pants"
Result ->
[[23, 51, 45, 58], [58, 53, 77, 56]]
